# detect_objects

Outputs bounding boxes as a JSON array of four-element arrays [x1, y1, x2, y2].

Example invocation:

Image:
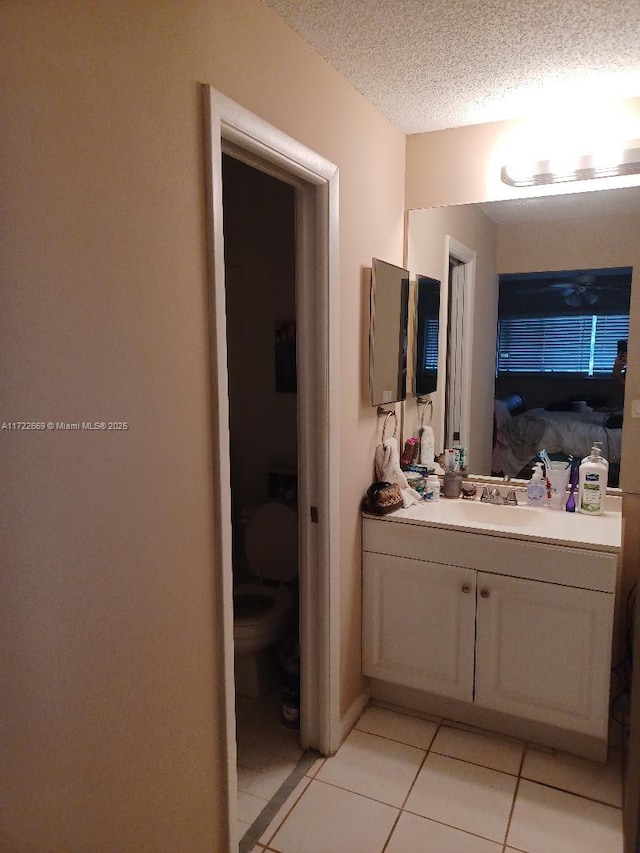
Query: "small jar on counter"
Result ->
[[424, 475, 440, 501], [405, 470, 425, 496], [442, 470, 462, 499]]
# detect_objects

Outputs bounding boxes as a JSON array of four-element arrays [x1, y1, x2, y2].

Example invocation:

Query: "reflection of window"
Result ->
[[496, 314, 629, 375], [422, 318, 439, 371]]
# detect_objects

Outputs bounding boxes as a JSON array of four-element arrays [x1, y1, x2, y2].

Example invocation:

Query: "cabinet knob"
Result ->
[[480, 588, 490, 599], [461, 583, 471, 594]]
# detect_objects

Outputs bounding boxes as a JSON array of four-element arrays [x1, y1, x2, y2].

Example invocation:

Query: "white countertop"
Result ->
[[367, 495, 622, 553]]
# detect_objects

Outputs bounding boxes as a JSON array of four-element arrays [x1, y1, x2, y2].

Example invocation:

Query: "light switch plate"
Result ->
[[632, 399, 640, 418]]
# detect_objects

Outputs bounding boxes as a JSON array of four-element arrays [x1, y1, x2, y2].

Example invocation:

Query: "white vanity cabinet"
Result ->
[[363, 552, 476, 701], [362, 515, 617, 745]]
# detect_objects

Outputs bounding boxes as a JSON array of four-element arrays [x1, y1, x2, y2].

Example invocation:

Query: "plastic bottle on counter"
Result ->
[[578, 443, 608, 515], [526, 462, 547, 507], [424, 475, 440, 501]]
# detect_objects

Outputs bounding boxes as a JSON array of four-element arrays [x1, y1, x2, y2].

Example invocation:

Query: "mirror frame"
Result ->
[[370, 258, 410, 406]]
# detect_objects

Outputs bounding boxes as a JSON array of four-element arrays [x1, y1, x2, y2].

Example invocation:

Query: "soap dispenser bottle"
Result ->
[[578, 443, 608, 515], [526, 462, 547, 507]]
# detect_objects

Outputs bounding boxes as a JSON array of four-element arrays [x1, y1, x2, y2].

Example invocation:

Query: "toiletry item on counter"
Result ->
[[461, 483, 477, 500], [526, 462, 547, 507], [405, 470, 425, 496], [580, 441, 609, 469], [565, 462, 578, 512], [443, 446, 468, 473], [406, 463, 433, 477], [578, 443, 608, 515], [364, 482, 403, 515], [443, 470, 462, 499], [424, 474, 440, 501], [546, 461, 572, 510], [401, 437, 419, 468]]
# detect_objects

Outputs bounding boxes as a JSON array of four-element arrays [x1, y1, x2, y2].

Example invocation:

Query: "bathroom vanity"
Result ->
[[362, 497, 622, 761]]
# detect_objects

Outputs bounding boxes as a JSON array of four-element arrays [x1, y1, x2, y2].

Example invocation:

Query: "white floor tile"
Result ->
[[237, 764, 260, 792], [244, 767, 292, 800], [238, 743, 295, 776], [507, 779, 623, 853], [386, 811, 503, 853], [405, 752, 517, 843], [237, 790, 269, 824], [258, 777, 311, 846], [521, 747, 623, 807], [268, 779, 398, 853], [356, 705, 439, 750], [316, 728, 425, 807], [305, 756, 326, 778], [431, 725, 524, 775], [238, 743, 281, 772], [237, 818, 252, 840]]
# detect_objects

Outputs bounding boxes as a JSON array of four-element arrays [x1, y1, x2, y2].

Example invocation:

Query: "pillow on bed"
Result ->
[[494, 399, 513, 431]]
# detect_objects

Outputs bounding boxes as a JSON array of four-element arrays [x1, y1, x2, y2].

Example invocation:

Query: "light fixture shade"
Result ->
[[501, 147, 640, 187]]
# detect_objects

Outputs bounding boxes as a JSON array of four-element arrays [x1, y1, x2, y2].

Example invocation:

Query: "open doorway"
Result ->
[[222, 154, 304, 841], [203, 87, 340, 851]]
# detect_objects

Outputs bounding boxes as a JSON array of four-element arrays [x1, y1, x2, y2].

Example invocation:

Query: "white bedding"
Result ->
[[494, 408, 622, 477]]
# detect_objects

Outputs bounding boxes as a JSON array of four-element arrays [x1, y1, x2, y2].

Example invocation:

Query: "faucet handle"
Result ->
[[505, 489, 518, 506], [480, 486, 491, 503]]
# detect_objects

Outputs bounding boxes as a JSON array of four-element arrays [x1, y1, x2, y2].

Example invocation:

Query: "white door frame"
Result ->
[[442, 236, 476, 450], [202, 86, 340, 851]]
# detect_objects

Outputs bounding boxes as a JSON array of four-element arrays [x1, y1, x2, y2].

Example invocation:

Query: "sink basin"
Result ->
[[441, 501, 541, 527]]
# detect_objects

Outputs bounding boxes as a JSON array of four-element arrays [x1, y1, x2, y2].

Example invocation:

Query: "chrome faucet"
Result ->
[[480, 485, 518, 506]]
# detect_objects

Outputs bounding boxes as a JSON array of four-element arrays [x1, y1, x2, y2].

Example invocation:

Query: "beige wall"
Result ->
[[407, 206, 498, 472], [0, 1, 405, 850]]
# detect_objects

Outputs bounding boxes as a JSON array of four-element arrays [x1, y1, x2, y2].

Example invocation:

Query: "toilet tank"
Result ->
[[245, 502, 298, 582]]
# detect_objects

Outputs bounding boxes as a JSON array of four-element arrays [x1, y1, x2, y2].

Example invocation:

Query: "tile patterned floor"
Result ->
[[236, 690, 304, 841], [245, 704, 624, 853]]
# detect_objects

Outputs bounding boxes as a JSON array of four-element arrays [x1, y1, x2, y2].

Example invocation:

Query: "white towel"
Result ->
[[374, 436, 421, 507], [419, 425, 444, 474]]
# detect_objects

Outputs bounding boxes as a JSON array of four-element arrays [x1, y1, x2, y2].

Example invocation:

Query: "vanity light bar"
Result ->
[[501, 146, 640, 187]]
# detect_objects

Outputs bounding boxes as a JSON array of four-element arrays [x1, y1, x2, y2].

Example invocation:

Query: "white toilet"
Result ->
[[233, 501, 298, 698]]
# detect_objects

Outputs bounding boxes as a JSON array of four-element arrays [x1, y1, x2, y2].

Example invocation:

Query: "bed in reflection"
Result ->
[[492, 396, 622, 486]]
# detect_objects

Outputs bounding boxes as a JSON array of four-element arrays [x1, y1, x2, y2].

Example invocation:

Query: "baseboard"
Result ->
[[336, 689, 370, 751]]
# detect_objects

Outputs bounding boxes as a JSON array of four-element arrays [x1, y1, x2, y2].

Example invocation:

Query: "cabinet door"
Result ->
[[363, 552, 476, 701], [474, 572, 614, 738]]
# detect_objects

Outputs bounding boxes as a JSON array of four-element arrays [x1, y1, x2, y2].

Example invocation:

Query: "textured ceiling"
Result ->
[[265, 0, 640, 134]]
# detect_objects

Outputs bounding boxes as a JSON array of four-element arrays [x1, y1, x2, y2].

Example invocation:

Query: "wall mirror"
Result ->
[[414, 274, 441, 397], [370, 258, 409, 406], [407, 185, 640, 484]]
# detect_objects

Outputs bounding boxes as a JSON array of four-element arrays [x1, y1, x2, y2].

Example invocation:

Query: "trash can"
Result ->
[[279, 637, 300, 730]]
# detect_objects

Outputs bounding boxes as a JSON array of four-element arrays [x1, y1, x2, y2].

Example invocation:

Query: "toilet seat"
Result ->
[[233, 582, 292, 628]]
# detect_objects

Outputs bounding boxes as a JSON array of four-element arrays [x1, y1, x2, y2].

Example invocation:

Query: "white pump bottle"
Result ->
[[578, 443, 608, 515]]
